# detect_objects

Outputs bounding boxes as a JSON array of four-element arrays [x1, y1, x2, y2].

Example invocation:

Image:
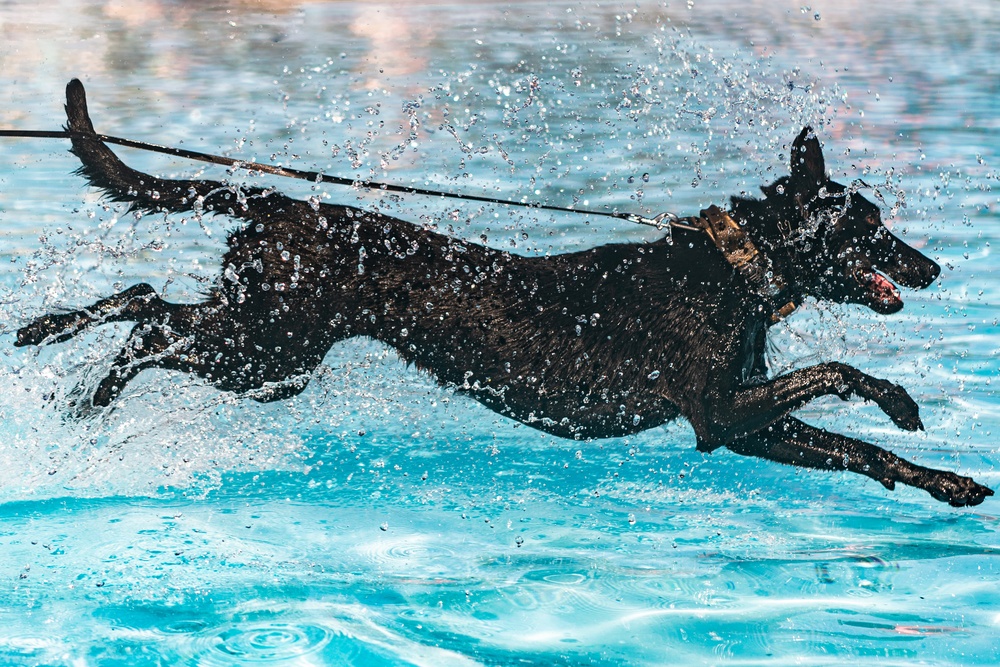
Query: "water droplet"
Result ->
[[647, 370, 661, 380]]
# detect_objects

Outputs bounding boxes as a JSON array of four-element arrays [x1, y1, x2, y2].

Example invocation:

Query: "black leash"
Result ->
[[0, 128, 690, 231], [0, 127, 795, 319]]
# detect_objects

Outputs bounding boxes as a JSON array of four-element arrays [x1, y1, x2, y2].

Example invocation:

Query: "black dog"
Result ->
[[16, 80, 993, 506]]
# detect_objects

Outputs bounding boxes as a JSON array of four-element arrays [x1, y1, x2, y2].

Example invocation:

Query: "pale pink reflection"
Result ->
[[349, 4, 435, 90]]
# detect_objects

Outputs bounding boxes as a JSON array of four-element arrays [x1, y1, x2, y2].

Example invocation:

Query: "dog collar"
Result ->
[[687, 205, 798, 323]]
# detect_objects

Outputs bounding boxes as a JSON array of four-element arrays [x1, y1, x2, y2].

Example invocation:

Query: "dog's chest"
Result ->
[[738, 316, 768, 385]]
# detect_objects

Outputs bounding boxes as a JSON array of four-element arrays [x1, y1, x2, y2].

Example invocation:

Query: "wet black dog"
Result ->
[[16, 80, 992, 506]]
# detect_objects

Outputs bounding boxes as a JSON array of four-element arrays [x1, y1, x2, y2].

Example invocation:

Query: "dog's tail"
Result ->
[[64, 79, 162, 209], [63, 79, 306, 223]]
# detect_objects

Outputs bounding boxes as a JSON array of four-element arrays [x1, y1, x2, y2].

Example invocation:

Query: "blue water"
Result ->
[[0, 1, 998, 664]]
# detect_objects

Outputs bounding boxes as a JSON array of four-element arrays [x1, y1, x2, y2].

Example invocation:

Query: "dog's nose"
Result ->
[[908, 257, 941, 289], [924, 259, 941, 286], [885, 237, 941, 289]]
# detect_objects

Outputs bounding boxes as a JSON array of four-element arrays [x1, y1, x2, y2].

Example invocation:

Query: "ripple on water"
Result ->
[[584, 560, 762, 614], [384, 542, 458, 563], [356, 534, 458, 568], [161, 619, 210, 635], [188, 623, 340, 665], [521, 568, 589, 586]]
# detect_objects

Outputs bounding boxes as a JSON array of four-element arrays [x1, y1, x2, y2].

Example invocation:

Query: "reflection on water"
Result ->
[[0, 0, 998, 665]]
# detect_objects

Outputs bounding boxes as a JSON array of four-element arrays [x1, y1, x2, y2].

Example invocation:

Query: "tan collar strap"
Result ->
[[690, 205, 797, 323]]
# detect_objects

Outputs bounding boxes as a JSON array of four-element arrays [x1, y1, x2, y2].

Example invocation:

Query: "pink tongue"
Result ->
[[871, 272, 900, 301]]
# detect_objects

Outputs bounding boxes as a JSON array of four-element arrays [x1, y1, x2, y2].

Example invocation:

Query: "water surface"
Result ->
[[0, 1, 997, 664]]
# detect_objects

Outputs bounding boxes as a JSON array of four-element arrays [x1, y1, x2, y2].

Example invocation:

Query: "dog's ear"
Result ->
[[790, 126, 825, 189]]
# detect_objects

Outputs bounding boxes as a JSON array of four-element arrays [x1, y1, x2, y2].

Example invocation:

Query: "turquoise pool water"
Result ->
[[0, 1, 998, 664]]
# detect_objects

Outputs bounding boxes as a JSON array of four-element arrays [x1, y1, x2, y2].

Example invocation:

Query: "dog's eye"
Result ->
[[866, 214, 880, 227]]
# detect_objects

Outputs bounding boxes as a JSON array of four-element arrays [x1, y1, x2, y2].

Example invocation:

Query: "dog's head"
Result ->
[[737, 127, 940, 314]]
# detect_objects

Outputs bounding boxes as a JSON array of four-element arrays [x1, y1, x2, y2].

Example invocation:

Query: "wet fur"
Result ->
[[16, 80, 993, 506]]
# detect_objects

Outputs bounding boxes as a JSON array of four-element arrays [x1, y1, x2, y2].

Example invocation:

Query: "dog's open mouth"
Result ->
[[856, 268, 902, 312]]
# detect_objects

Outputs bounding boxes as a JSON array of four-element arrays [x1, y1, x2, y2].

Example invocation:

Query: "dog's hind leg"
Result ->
[[16, 283, 175, 347], [90, 321, 196, 407], [726, 417, 994, 507]]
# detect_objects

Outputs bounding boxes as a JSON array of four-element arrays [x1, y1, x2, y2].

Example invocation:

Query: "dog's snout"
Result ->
[[921, 258, 941, 288], [885, 255, 940, 290], [901, 251, 941, 290], [876, 232, 940, 290]]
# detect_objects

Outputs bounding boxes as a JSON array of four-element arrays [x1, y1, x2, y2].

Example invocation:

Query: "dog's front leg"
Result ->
[[725, 417, 994, 507], [695, 361, 922, 450]]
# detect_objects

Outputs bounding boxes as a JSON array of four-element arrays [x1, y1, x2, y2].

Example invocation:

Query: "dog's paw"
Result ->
[[68, 392, 104, 421], [922, 471, 994, 507], [15, 318, 56, 346], [92, 376, 122, 408], [15, 312, 81, 347], [872, 380, 923, 432], [15, 321, 47, 347]]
